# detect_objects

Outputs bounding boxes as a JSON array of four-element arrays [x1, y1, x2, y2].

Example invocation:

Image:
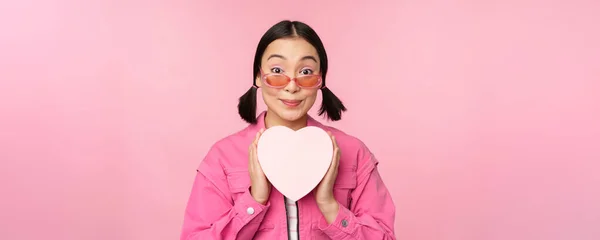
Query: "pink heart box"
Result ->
[[256, 126, 333, 202]]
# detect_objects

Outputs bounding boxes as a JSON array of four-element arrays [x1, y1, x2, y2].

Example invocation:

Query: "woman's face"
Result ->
[[256, 37, 321, 123]]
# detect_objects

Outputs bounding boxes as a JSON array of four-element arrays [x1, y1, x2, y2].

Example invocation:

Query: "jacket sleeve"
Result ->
[[318, 145, 397, 239], [180, 148, 270, 240]]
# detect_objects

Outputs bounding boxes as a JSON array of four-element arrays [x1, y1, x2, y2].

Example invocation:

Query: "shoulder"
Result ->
[[197, 124, 257, 175]]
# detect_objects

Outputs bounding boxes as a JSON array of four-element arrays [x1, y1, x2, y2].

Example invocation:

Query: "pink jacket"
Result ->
[[180, 112, 396, 239]]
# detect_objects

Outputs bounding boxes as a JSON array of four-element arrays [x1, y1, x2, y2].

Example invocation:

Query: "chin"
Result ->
[[280, 110, 306, 121], [275, 108, 308, 122]]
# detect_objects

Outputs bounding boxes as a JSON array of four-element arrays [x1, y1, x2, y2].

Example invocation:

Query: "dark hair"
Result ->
[[237, 20, 347, 124]]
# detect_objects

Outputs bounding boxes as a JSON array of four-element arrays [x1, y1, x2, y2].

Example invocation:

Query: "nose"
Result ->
[[283, 77, 300, 93]]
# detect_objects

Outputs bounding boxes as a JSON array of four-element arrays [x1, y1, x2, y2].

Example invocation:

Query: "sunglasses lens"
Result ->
[[265, 74, 289, 87], [296, 75, 320, 88]]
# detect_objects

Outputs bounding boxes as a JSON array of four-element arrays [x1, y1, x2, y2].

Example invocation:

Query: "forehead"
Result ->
[[262, 37, 319, 62]]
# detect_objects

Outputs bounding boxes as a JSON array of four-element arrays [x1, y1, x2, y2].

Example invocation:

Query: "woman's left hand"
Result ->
[[314, 131, 341, 223]]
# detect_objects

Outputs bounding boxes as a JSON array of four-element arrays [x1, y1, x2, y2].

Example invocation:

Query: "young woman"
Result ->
[[180, 20, 396, 240]]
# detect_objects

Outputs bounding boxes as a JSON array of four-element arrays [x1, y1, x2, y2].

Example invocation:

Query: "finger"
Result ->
[[331, 134, 338, 148], [328, 131, 335, 148], [253, 131, 261, 145], [257, 128, 265, 138], [251, 143, 264, 173], [325, 152, 339, 178], [248, 144, 254, 160], [330, 133, 339, 152], [251, 143, 258, 163], [332, 150, 340, 170], [331, 136, 339, 159], [253, 129, 265, 166], [331, 138, 340, 170], [248, 145, 255, 172]]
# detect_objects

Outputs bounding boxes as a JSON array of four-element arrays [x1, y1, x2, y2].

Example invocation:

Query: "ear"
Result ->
[[255, 75, 262, 88]]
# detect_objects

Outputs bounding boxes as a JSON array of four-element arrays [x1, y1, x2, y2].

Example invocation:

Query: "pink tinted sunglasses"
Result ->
[[259, 69, 322, 89]]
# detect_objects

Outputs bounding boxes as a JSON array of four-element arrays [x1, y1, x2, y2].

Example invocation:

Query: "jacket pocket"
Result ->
[[333, 167, 357, 210], [224, 168, 250, 195], [225, 168, 275, 234]]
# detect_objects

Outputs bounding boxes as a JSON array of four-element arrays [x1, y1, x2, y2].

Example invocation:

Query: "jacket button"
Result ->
[[341, 219, 348, 227], [246, 207, 255, 215]]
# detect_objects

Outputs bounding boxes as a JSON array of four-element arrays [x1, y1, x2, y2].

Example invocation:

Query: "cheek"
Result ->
[[261, 88, 280, 106], [262, 88, 279, 99], [302, 90, 319, 105]]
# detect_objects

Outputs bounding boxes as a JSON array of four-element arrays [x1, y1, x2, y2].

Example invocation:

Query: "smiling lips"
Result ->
[[281, 99, 302, 107]]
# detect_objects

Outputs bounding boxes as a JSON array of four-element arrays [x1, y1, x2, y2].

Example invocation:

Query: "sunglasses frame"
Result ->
[[259, 69, 323, 89]]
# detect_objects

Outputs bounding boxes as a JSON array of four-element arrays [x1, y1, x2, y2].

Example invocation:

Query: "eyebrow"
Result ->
[[267, 54, 318, 63]]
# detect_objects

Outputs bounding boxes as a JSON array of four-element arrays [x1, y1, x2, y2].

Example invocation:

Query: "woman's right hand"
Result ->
[[248, 128, 271, 205]]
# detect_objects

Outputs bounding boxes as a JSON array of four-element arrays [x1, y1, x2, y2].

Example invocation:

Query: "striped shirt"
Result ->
[[285, 197, 299, 240]]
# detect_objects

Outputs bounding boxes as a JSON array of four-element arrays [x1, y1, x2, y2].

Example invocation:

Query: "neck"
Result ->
[[264, 110, 308, 131]]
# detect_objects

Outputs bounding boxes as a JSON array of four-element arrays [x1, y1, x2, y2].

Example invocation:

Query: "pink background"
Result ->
[[1, 1, 599, 239]]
